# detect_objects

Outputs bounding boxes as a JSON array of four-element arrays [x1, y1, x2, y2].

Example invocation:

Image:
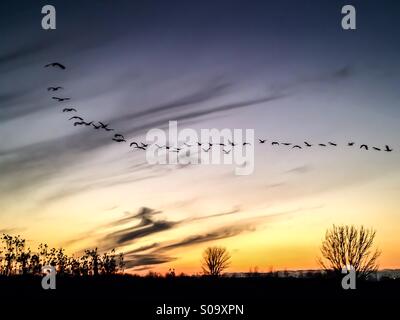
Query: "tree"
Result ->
[[318, 225, 381, 278], [201, 246, 231, 276]]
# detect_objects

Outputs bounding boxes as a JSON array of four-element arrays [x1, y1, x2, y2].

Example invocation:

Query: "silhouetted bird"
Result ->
[[82, 121, 93, 126], [52, 97, 70, 102], [292, 145, 302, 149], [222, 149, 231, 154], [104, 127, 114, 131], [112, 138, 126, 142], [373, 147, 381, 151], [74, 121, 85, 126], [271, 142, 279, 146], [197, 142, 203, 146], [228, 139, 236, 146], [319, 144, 327, 147], [219, 143, 226, 146], [141, 143, 149, 148], [47, 86, 63, 91], [99, 122, 110, 129], [384, 145, 393, 152], [258, 139, 266, 144], [348, 142, 355, 146], [328, 142, 337, 146], [304, 142, 312, 147], [69, 116, 83, 121], [360, 144, 369, 150], [63, 108, 76, 112], [92, 124, 101, 129], [134, 146, 146, 150], [243, 142, 251, 146], [45, 62, 66, 69], [130, 142, 139, 147], [202, 147, 211, 152], [114, 134, 125, 139], [281, 143, 292, 146]]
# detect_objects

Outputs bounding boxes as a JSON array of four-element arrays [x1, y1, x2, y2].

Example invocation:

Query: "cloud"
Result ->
[[285, 165, 312, 174], [123, 253, 176, 269]]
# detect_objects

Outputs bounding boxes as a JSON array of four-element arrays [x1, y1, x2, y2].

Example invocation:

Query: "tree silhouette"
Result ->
[[318, 225, 381, 278], [201, 246, 231, 276], [0, 234, 124, 276]]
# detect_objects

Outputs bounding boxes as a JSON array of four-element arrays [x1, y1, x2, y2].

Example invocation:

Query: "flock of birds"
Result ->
[[45, 62, 395, 155]]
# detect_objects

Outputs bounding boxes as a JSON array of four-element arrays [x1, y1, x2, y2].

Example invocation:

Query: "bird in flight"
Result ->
[[112, 138, 126, 143], [69, 116, 83, 121], [130, 142, 140, 147], [271, 141, 279, 146], [141, 143, 149, 148], [373, 147, 381, 151], [292, 145, 302, 149], [228, 139, 237, 147], [52, 97, 70, 102], [328, 142, 337, 146], [134, 145, 146, 151], [63, 108, 77, 112], [243, 142, 251, 146], [222, 149, 231, 154], [360, 144, 369, 150], [304, 141, 312, 147], [348, 142, 355, 146], [82, 121, 93, 126], [104, 127, 114, 132], [281, 143, 292, 146], [384, 145, 393, 152], [114, 134, 125, 139], [98, 122, 111, 129], [47, 86, 63, 91], [184, 142, 192, 147], [202, 146, 211, 152], [74, 121, 85, 126], [45, 62, 66, 69], [258, 139, 266, 144], [92, 124, 102, 129], [319, 143, 327, 147]]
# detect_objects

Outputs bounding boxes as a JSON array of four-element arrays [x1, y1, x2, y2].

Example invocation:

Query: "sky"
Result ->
[[1, 0, 400, 273]]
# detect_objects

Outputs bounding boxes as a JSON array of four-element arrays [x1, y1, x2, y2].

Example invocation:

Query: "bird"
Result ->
[[69, 116, 83, 121], [134, 146, 146, 150], [348, 142, 355, 146], [319, 144, 327, 147], [62, 108, 77, 112], [141, 143, 149, 148], [228, 139, 236, 147], [98, 122, 110, 129], [45, 62, 66, 69], [219, 143, 226, 146], [258, 139, 266, 144], [384, 145, 393, 152], [304, 141, 312, 147], [112, 138, 126, 142], [281, 143, 292, 146], [184, 142, 192, 147], [197, 142, 203, 146], [243, 142, 251, 146], [52, 97, 70, 102], [202, 147, 211, 152], [328, 142, 337, 146], [222, 149, 231, 154], [104, 127, 114, 132], [92, 124, 102, 129], [47, 86, 63, 91], [73, 121, 85, 126], [292, 145, 302, 149], [130, 142, 139, 147], [208, 142, 214, 147], [82, 121, 93, 126], [373, 147, 381, 151], [271, 141, 279, 146], [360, 144, 369, 150], [114, 134, 125, 139]]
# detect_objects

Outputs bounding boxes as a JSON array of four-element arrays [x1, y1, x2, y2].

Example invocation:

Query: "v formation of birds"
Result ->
[[45, 62, 395, 155]]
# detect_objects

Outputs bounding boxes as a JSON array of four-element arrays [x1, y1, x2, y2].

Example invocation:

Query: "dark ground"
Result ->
[[0, 275, 398, 317]]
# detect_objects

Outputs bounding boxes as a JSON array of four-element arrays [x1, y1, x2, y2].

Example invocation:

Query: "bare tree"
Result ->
[[201, 246, 231, 276], [318, 225, 381, 278]]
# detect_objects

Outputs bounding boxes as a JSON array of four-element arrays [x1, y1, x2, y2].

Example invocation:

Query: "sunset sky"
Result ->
[[1, 0, 399, 274]]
